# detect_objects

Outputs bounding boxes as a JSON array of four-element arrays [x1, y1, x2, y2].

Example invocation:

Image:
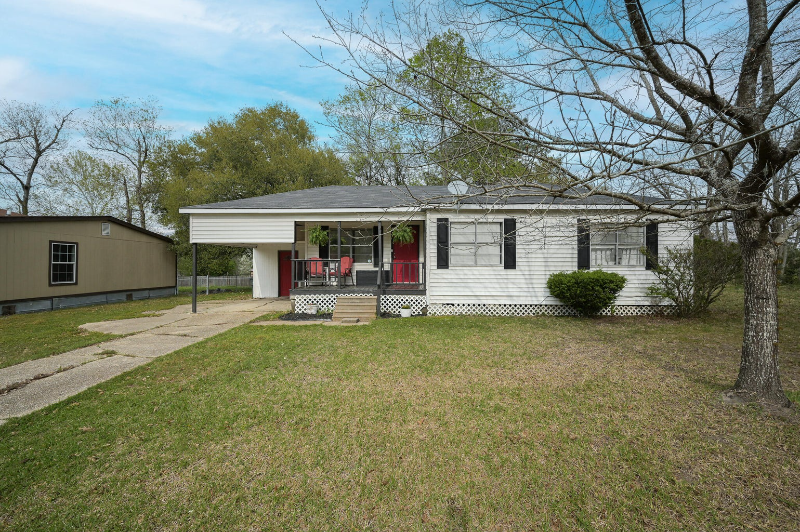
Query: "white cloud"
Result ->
[[52, 0, 241, 33], [0, 57, 83, 101]]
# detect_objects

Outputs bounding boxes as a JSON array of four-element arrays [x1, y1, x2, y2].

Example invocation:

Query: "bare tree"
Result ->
[[322, 83, 410, 185], [84, 97, 170, 228], [310, 0, 800, 405], [0, 100, 75, 215]]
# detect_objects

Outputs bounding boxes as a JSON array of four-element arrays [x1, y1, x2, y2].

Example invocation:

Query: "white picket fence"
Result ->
[[177, 275, 253, 289]]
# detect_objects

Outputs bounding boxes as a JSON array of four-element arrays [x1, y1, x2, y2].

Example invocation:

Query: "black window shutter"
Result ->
[[372, 226, 379, 266], [577, 219, 590, 270], [503, 218, 516, 270], [319, 226, 330, 259], [436, 218, 449, 269], [645, 223, 658, 270]]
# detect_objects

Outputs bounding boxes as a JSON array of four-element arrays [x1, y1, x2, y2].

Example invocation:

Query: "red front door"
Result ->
[[392, 225, 419, 283], [278, 250, 294, 297]]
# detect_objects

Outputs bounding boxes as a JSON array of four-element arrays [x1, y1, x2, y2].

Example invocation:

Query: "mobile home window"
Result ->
[[50, 242, 77, 284], [450, 221, 502, 266], [591, 226, 644, 266]]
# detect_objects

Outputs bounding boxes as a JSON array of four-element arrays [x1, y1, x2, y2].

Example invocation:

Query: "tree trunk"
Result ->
[[121, 175, 132, 224], [21, 185, 30, 215], [138, 202, 146, 230], [732, 215, 790, 406]]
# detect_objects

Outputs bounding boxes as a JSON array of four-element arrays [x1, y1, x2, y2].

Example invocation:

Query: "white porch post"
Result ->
[[191, 243, 197, 313], [253, 244, 281, 298]]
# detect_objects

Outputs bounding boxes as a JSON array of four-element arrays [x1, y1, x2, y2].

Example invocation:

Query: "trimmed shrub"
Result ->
[[546, 270, 627, 316], [645, 237, 740, 317]]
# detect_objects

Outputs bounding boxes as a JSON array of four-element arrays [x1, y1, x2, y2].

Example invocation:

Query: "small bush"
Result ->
[[546, 270, 627, 316], [645, 237, 740, 317]]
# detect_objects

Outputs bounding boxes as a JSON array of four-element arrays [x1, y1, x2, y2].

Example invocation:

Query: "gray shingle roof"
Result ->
[[183, 185, 665, 210]]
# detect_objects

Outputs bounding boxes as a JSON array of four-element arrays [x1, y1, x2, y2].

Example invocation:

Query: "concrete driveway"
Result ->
[[0, 298, 290, 424]]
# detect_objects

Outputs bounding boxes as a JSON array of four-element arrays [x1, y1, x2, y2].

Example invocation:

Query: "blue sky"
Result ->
[[0, 0, 365, 142]]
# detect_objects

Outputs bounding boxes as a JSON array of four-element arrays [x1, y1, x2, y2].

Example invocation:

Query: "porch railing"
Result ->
[[289, 259, 425, 290], [291, 258, 344, 288], [379, 262, 425, 288]]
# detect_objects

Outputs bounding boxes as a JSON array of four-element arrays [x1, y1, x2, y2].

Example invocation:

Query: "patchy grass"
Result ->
[[0, 288, 252, 369], [0, 286, 798, 530]]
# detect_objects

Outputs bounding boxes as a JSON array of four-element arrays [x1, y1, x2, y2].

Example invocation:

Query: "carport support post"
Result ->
[[192, 243, 197, 314], [337, 222, 342, 289]]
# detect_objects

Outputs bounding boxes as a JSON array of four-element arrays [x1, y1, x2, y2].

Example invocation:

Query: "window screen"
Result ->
[[450, 222, 502, 266], [50, 242, 77, 284], [591, 226, 645, 266]]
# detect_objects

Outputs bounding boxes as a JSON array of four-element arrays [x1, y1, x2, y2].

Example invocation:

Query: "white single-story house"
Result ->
[[179, 185, 693, 316]]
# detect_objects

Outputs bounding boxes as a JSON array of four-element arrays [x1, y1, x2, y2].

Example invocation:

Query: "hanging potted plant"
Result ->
[[307, 225, 329, 247], [392, 223, 414, 244]]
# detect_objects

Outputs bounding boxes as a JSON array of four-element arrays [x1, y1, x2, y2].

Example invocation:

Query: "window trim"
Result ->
[[449, 220, 504, 268], [590, 225, 645, 268], [101, 222, 111, 236], [49, 240, 78, 286]]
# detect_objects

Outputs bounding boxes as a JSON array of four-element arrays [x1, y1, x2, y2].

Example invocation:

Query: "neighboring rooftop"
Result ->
[[182, 185, 667, 211], [0, 215, 173, 243]]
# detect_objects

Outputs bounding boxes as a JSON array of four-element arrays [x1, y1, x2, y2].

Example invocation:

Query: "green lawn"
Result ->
[[0, 286, 798, 530], [0, 288, 252, 369]]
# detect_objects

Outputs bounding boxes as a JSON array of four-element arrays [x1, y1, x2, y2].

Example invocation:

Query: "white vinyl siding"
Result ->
[[426, 212, 693, 306], [190, 214, 294, 244]]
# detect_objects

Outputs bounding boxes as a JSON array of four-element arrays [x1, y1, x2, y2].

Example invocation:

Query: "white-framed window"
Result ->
[[50, 242, 77, 285], [591, 226, 645, 266], [450, 221, 503, 266], [101, 222, 111, 236]]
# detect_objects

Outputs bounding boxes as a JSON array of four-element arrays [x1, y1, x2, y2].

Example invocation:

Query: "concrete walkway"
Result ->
[[0, 298, 290, 424]]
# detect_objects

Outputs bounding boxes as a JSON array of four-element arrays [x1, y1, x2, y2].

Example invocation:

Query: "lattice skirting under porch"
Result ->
[[426, 303, 676, 317], [294, 293, 373, 314], [380, 295, 428, 315], [294, 294, 675, 317]]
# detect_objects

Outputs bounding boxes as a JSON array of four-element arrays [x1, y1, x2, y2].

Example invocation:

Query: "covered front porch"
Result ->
[[251, 218, 427, 299], [287, 258, 425, 295]]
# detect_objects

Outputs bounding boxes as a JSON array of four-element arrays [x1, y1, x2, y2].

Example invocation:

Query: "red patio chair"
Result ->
[[336, 256, 354, 286], [307, 257, 324, 285]]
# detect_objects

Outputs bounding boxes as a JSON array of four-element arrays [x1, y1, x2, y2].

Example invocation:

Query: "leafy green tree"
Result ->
[[401, 31, 517, 184], [324, 31, 549, 185], [150, 103, 351, 275], [402, 31, 552, 184], [36, 150, 127, 217]]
